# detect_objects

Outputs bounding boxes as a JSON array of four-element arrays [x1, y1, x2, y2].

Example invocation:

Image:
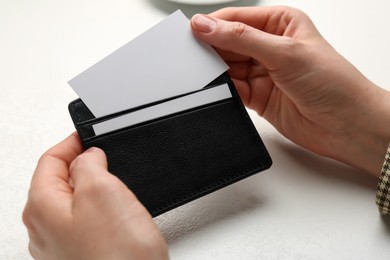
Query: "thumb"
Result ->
[[69, 147, 108, 187], [191, 14, 285, 69]]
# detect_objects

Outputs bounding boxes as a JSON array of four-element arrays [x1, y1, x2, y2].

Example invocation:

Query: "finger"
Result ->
[[24, 133, 83, 229], [209, 6, 309, 35], [226, 61, 252, 80], [191, 14, 286, 69], [69, 147, 108, 187], [69, 147, 142, 213], [214, 48, 251, 62], [31, 132, 83, 188]]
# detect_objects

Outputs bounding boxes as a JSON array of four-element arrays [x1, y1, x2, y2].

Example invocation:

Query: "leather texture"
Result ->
[[68, 73, 272, 217]]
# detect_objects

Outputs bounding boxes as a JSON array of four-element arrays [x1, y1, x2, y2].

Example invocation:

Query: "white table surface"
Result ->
[[1, 0, 390, 259]]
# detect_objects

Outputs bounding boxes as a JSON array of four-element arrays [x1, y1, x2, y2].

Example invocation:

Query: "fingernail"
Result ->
[[85, 147, 101, 153], [192, 14, 216, 33]]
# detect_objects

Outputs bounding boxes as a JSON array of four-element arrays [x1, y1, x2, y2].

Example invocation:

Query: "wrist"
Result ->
[[338, 83, 390, 176]]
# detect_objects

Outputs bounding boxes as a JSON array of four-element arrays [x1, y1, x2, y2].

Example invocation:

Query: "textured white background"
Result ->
[[1, 0, 390, 259]]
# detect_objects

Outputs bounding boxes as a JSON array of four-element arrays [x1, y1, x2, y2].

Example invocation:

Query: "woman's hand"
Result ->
[[23, 133, 168, 260], [191, 6, 390, 176]]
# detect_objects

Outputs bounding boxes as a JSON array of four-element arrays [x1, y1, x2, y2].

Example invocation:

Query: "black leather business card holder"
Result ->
[[68, 72, 272, 217]]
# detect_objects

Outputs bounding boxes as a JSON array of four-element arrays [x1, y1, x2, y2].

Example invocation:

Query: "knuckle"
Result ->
[[22, 202, 34, 229], [277, 5, 306, 17], [37, 145, 67, 166], [229, 22, 246, 40], [278, 6, 311, 24], [36, 150, 51, 167], [69, 153, 89, 172], [291, 7, 310, 19], [28, 242, 38, 259], [22, 189, 48, 231], [219, 6, 236, 13], [279, 37, 305, 58], [282, 37, 300, 49], [80, 174, 112, 195]]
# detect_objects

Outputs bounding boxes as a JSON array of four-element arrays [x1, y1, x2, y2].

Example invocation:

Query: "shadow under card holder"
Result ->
[[68, 72, 272, 217]]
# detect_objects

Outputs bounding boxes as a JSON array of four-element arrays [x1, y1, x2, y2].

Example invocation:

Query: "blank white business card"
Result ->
[[68, 10, 228, 117], [92, 83, 231, 136]]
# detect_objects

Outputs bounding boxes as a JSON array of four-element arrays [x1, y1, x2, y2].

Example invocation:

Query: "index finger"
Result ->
[[210, 6, 311, 36], [31, 132, 83, 188]]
